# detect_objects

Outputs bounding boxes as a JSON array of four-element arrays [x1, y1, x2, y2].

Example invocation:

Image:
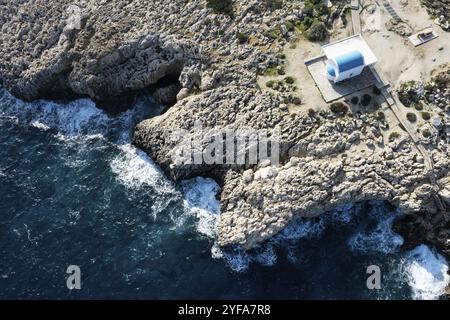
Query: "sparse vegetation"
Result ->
[[264, 28, 282, 40], [421, 112, 431, 121], [305, 20, 328, 42], [330, 101, 348, 115], [266, 80, 275, 88], [422, 129, 431, 138], [389, 132, 401, 142], [376, 111, 385, 121], [264, 0, 283, 11], [277, 66, 286, 75], [407, 112, 417, 123], [207, 0, 234, 16], [264, 67, 278, 76], [285, 76, 295, 84], [284, 21, 295, 32], [237, 32, 248, 44], [414, 103, 423, 111]]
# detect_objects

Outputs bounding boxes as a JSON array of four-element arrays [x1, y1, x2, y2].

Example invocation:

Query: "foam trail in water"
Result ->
[[111, 144, 173, 190], [181, 177, 220, 238], [403, 245, 450, 300], [0, 88, 151, 141], [348, 205, 403, 254], [110, 144, 181, 220]]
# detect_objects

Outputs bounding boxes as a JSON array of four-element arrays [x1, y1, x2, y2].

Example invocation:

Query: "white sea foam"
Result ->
[[273, 217, 326, 243], [348, 205, 404, 254], [403, 245, 450, 300], [0, 88, 146, 140], [30, 120, 50, 131], [181, 177, 220, 238], [111, 144, 169, 189], [221, 246, 252, 273], [254, 245, 277, 266]]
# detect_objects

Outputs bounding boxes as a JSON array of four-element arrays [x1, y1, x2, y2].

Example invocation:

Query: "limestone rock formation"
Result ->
[[1, 0, 450, 251]]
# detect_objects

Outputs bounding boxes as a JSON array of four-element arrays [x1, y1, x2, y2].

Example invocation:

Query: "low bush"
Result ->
[[305, 20, 328, 42], [389, 132, 401, 142], [406, 112, 417, 123], [421, 112, 431, 121], [376, 111, 385, 121], [422, 129, 431, 138], [266, 80, 275, 88], [330, 102, 348, 114], [285, 76, 295, 84], [237, 32, 248, 44], [207, 0, 234, 16]]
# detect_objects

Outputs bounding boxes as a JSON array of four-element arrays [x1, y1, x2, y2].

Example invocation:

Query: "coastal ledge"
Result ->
[[1, 0, 450, 253]]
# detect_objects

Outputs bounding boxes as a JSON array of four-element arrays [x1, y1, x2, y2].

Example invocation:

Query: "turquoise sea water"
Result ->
[[0, 88, 448, 299]]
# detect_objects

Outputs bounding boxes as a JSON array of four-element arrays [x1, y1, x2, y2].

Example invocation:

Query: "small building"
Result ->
[[321, 34, 378, 83], [350, 0, 359, 10]]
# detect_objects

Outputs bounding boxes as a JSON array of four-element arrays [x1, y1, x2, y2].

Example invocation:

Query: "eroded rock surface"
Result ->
[[1, 0, 450, 249]]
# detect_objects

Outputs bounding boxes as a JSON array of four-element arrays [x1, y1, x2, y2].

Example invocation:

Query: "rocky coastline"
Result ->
[[1, 0, 450, 255]]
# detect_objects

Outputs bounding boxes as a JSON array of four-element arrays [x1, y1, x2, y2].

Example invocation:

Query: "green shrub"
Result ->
[[330, 101, 348, 114], [264, 67, 278, 76], [315, 3, 329, 15], [264, 28, 281, 40], [292, 96, 302, 105], [389, 132, 400, 142], [285, 76, 295, 84], [414, 103, 423, 111], [376, 111, 385, 121], [207, 0, 234, 16], [422, 129, 431, 138], [305, 20, 328, 42], [406, 112, 417, 123], [265, 0, 283, 10], [237, 32, 248, 44], [303, 3, 315, 17], [301, 17, 315, 30], [284, 21, 295, 32], [266, 80, 275, 88], [421, 112, 431, 121]]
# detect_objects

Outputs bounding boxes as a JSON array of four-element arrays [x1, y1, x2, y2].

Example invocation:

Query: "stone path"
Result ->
[[353, 1, 446, 210]]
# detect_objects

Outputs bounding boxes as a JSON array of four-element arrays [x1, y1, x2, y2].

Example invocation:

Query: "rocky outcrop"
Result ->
[[1, 0, 450, 250], [0, 0, 201, 109], [134, 84, 450, 248], [421, 0, 450, 31]]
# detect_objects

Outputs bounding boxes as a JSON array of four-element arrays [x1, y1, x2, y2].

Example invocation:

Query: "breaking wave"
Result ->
[[1, 87, 449, 299], [402, 245, 450, 300]]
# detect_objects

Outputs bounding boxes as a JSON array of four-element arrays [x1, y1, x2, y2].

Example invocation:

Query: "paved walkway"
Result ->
[[351, 5, 362, 34]]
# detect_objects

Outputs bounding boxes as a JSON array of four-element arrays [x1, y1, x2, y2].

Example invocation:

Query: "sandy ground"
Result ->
[[256, 11, 355, 114], [257, 0, 449, 118], [362, 0, 450, 86]]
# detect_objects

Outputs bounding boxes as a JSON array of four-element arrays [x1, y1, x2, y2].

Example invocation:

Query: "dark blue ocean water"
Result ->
[[0, 88, 448, 299]]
